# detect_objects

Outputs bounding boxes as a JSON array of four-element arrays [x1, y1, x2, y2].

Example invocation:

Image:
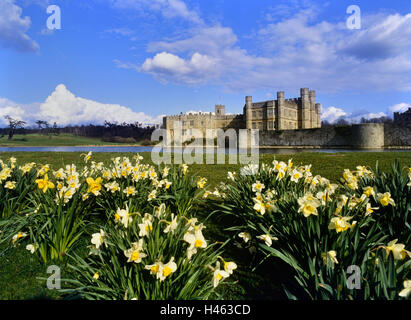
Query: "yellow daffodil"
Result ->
[[4, 181, 16, 190], [86, 177, 103, 196], [328, 216, 353, 233], [35, 174, 55, 193], [322, 250, 338, 268], [297, 193, 321, 217], [377, 192, 395, 207]]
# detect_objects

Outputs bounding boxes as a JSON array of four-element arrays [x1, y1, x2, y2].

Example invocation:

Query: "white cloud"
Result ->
[[109, 0, 203, 24], [322, 106, 348, 123], [0, 0, 39, 52], [121, 4, 411, 93], [0, 85, 163, 127], [389, 102, 411, 113]]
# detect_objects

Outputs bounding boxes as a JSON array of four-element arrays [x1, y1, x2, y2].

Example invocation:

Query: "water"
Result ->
[[0, 146, 410, 154]]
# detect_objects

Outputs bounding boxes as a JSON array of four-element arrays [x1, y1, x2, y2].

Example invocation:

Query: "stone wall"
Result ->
[[259, 123, 391, 149], [384, 124, 411, 147]]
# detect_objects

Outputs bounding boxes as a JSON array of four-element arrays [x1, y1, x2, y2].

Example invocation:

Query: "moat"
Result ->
[[1, 146, 410, 154]]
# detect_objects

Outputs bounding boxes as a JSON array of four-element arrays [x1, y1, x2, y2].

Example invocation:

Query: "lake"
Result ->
[[0, 146, 410, 154]]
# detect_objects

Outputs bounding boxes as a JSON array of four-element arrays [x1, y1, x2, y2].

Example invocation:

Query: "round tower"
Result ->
[[245, 96, 253, 130]]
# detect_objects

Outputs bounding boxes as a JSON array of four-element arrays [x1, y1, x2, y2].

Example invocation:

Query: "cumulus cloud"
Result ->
[[0, 85, 163, 127], [118, 3, 411, 93], [388, 102, 411, 113], [322, 106, 348, 123], [0, 0, 39, 52]]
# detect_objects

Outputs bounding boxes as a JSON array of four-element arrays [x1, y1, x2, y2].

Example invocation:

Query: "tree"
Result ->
[[4, 115, 26, 140]]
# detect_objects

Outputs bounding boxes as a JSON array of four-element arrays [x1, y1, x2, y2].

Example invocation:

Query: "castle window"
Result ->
[[268, 122, 273, 130], [183, 121, 187, 126], [258, 122, 263, 129], [201, 121, 204, 125], [252, 111, 256, 118], [190, 120, 194, 127], [258, 110, 263, 118], [267, 109, 274, 118], [252, 122, 257, 129]]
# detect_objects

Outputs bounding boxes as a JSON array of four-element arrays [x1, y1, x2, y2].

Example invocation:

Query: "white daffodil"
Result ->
[[91, 229, 106, 250], [164, 214, 178, 234], [184, 229, 207, 259], [158, 257, 177, 281], [213, 261, 229, 288], [124, 240, 146, 264], [399, 280, 411, 298], [26, 243, 37, 254], [115, 205, 133, 228], [257, 234, 277, 247], [238, 232, 251, 243]]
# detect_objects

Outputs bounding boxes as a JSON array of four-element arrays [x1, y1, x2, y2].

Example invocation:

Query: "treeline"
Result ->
[[322, 116, 393, 127], [0, 116, 157, 143]]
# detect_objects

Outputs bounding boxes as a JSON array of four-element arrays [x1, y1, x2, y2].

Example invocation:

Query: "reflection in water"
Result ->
[[0, 146, 410, 154]]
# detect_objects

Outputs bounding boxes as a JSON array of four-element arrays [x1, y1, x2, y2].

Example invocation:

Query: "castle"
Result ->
[[162, 88, 322, 137], [393, 107, 411, 126]]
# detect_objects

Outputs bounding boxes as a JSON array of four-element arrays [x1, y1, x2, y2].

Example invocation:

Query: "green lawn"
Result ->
[[0, 133, 142, 146], [0, 151, 410, 299]]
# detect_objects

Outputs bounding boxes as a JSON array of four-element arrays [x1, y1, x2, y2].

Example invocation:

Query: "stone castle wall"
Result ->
[[258, 123, 408, 149]]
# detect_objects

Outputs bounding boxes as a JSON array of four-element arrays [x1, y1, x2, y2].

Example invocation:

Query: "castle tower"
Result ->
[[245, 96, 253, 129], [276, 91, 284, 130], [215, 104, 225, 116], [309, 90, 316, 128], [315, 103, 322, 128], [300, 88, 310, 129]]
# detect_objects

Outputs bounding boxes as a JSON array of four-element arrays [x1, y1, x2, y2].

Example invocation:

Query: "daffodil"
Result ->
[[26, 244, 37, 254], [35, 174, 55, 193], [123, 186, 136, 197], [297, 193, 321, 217], [212, 261, 229, 288], [252, 181, 265, 193], [197, 177, 207, 189], [184, 229, 207, 259], [399, 280, 411, 298], [384, 239, 411, 260], [377, 192, 395, 207], [322, 250, 338, 268], [158, 257, 177, 281], [124, 240, 146, 264], [12, 232, 27, 244], [4, 181, 16, 190], [365, 203, 379, 216], [91, 229, 106, 250], [86, 177, 103, 196], [227, 171, 236, 181], [138, 214, 153, 237], [257, 234, 277, 247], [115, 206, 133, 228], [163, 214, 178, 234], [328, 216, 353, 233], [238, 232, 251, 243], [223, 261, 237, 275], [145, 261, 162, 277], [290, 170, 303, 183]]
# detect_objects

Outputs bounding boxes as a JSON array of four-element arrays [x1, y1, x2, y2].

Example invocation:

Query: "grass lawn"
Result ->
[[0, 133, 144, 147], [0, 151, 410, 299]]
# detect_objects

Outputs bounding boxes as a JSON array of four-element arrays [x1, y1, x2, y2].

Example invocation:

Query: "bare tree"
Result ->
[[4, 115, 26, 140]]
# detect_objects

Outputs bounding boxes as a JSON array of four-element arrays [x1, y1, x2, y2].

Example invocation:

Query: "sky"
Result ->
[[0, 0, 411, 127]]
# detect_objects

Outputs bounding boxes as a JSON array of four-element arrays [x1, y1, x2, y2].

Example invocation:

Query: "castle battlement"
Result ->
[[163, 88, 321, 133]]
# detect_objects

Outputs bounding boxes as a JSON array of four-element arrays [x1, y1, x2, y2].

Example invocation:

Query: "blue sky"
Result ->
[[1, 0, 411, 126]]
